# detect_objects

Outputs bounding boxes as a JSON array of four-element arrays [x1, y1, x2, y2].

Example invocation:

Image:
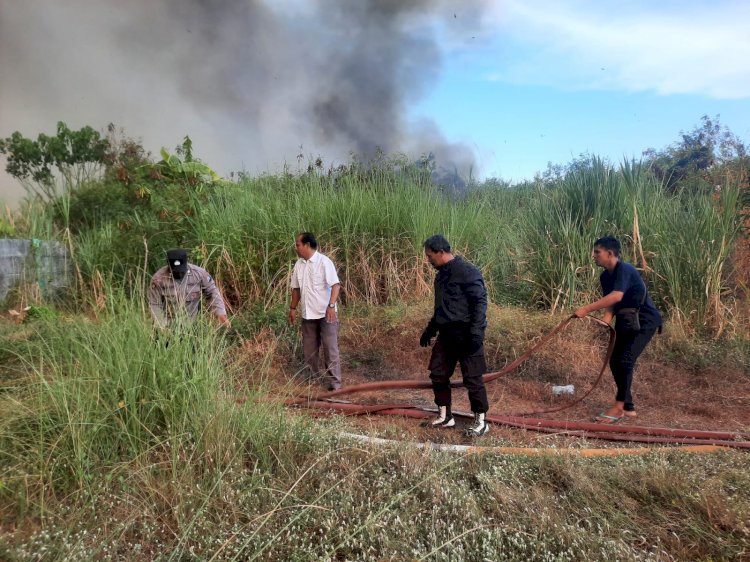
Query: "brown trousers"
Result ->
[[301, 318, 342, 389]]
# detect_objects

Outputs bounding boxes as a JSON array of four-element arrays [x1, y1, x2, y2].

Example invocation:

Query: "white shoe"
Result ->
[[466, 412, 489, 437], [431, 406, 455, 428]]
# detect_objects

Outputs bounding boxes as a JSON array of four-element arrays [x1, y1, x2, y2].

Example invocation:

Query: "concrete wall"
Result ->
[[0, 239, 70, 303]]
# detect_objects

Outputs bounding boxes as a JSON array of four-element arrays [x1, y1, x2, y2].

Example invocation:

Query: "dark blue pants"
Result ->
[[610, 327, 657, 411]]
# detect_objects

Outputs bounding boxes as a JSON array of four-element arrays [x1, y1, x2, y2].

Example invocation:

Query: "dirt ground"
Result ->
[[239, 304, 750, 449]]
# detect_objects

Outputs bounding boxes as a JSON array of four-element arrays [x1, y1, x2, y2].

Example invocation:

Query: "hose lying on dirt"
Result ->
[[302, 402, 750, 449], [285, 315, 750, 450]]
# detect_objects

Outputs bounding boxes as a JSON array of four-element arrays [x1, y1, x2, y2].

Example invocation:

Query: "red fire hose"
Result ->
[[286, 315, 750, 450]]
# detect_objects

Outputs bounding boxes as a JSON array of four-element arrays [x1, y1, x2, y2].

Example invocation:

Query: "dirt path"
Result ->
[[252, 307, 750, 448]]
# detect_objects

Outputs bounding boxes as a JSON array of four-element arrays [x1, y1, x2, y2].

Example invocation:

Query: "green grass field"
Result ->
[[1, 155, 748, 560]]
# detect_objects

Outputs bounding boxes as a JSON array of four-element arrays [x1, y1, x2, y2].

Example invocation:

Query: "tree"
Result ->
[[643, 115, 748, 192], [0, 122, 109, 201], [535, 153, 613, 185]]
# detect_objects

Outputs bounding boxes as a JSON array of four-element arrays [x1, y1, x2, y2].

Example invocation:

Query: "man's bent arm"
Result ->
[[201, 272, 228, 321], [574, 291, 623, 318], [290, 288, 301, 309]]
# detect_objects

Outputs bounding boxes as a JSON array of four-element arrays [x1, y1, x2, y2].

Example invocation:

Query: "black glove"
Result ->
[[420, 325, 437, 347]]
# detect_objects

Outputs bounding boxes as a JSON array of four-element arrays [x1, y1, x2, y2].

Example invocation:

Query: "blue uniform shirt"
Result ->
[[600, 261, 662, 331]]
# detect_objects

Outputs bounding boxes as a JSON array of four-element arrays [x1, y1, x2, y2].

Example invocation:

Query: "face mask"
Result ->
[[166, 249, 188, 280]]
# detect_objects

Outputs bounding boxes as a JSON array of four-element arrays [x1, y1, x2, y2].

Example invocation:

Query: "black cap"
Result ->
[[166, 248, 188, 275]]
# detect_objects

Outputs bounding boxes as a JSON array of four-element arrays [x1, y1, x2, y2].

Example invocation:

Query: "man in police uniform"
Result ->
[[148, 248, 230, 328]]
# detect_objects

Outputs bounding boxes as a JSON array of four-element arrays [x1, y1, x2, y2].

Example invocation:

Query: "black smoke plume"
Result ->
[[0, 0, 487, 201]]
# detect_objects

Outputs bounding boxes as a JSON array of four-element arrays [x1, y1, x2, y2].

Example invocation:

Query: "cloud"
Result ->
[[484, 0, 750, 99]]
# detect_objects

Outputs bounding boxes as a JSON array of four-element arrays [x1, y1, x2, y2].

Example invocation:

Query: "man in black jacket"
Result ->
[[420, 235, 490, 437]]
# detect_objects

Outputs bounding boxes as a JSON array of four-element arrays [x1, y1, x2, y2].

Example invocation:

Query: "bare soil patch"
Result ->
[[240, 303, 750, 448]]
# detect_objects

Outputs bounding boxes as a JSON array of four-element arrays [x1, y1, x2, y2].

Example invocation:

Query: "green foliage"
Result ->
[[156, 145, 221, 186], [45, 151, 747, 335], [2, 123, 748, 561], [0, 216, 15, 238], [189, 161, 513, 307], [643, 114, 748, 193], [53, 133, 230, 278], [231, 301, 296, 339], [0, 287, 309, 496], [24, 305, 58, 322], [3, 398, 749, 561], [0, 121, 108, 201], [4, 121, 746, 335], [648, 181, 744, 332], [2, 297, 748, 560], [518, 157, 744, 332], [522, 158, 633, 310]]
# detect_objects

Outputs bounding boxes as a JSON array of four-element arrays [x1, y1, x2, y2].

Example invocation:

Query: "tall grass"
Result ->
[[649, 182, 745, 334], [517, 159, 744, 333], [0, 282, 315, 524], [2, 155, 748, 560], [189, 167, 515, 306], [12, 155, 747, 335], [1, 289, 748, 559]]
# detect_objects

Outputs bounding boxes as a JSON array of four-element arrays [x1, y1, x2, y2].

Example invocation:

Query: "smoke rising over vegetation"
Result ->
[[2, 4, 750, 560], [0, 0, 486, 203]]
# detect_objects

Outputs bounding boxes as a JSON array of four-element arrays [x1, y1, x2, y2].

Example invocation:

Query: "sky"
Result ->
[[414, 0, 750, 181], [1, 0, 749, 205]]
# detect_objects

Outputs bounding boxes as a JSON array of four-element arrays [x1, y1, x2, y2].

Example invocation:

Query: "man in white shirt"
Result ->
[[289, 232, 342, 390]]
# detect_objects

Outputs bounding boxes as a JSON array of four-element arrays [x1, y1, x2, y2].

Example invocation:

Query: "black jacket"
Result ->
[[427, 256, 487, 337]]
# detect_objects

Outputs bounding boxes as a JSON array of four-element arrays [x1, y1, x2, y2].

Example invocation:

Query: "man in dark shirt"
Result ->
[[574, 236, 662, 423], [420, 235, 490, 437]]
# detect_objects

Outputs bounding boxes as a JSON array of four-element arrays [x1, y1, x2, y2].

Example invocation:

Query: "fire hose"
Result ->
[[285, 315, 750, 450]]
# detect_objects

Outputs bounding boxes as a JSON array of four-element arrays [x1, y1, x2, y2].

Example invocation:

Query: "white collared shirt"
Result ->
[[291, 251, 340, 319]]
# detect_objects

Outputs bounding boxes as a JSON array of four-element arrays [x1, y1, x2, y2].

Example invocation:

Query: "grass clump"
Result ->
[[0, 286, 319, 549], [4, 437, 749, 560]]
